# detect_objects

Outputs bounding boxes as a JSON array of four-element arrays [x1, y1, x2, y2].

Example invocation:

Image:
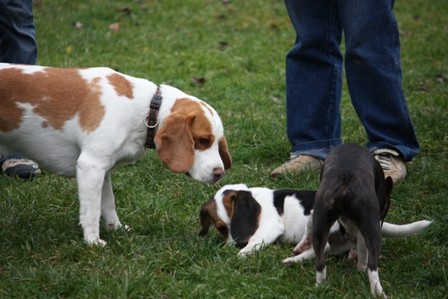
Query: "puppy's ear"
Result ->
[[379, 176, 393, 222], [318, 166, 324, 181], [199, 198, 214, 237], [199, 197, 229, 240], [229, 190, 261, 247]]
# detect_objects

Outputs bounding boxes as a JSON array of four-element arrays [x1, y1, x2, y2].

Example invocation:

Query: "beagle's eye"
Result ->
[[198, 138, 210, 146], [195, 137, 212, 150]]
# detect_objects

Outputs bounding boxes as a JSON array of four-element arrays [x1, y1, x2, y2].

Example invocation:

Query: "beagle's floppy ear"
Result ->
[[155, 113, 195, 173], [227, 190, 261, 247], [218, 137, 232, 170], [199, 197, 229, 240]]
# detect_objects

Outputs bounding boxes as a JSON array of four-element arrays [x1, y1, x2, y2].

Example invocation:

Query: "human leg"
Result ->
[[271, 0, 344, 177], [284, 0, 344, 158], [339, 0, 419, 163], [0, 0, 39, 179], [0, 0, 37, 64]]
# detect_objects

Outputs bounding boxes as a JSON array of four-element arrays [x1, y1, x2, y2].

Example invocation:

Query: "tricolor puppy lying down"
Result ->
[[0, 63, 232, 245], [199, 184, 431, 257]]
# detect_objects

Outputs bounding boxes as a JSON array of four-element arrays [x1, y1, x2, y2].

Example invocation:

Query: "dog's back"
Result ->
[[0, 64, 150, 176], [316, 144, 391, 222]]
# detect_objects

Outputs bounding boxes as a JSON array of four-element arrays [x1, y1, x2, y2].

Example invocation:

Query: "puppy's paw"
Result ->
[[237, 249, 254, 257], [369, 270, 387, 298], [371, 282, 387, 298], [315, 268, 327, 285], [282, 256, 302, 265], [238, 243, 264, 257]]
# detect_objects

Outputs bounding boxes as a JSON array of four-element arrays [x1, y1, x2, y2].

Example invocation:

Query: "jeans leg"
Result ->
[[284, 0, 343, 159], [339, 0, 419, 161], [0, 0, 37, 64]]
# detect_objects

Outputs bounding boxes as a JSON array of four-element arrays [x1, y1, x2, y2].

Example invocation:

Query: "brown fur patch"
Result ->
[[199, 198, 229, 240], [222, 191, 235, 219], [107, 73, 134, 99], [0, 67, 104, 133]]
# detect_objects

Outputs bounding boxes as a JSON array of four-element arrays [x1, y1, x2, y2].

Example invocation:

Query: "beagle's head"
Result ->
[[154, 97, 232, 184], [199, 184, 261, 247]]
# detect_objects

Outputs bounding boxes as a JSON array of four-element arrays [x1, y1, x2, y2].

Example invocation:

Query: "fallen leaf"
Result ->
[[118, 6, 132, 15], [192, 76, 206, 86], [218, 41, 229, 50], [72, 21, 83, 29], [109, 23, 120, 32]]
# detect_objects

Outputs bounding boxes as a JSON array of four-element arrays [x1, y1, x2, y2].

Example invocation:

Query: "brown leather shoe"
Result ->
[[373, 149, 407, 184], [270, 155, 323, 178]]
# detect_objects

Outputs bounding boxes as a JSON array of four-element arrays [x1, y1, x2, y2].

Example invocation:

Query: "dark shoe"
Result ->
[[1, 154, 41, 179]]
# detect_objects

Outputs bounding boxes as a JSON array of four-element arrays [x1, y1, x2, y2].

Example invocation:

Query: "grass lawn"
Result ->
[[1, 0, 447, 298]]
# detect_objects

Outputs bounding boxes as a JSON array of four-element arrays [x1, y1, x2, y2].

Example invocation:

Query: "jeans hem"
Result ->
[[291, 139, 342, 159]]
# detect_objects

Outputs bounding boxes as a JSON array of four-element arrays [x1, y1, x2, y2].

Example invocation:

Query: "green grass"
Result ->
[[1, 0, 447, 298]]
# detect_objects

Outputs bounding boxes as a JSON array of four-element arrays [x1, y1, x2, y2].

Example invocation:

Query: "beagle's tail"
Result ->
[[381, 220, 432, 237]]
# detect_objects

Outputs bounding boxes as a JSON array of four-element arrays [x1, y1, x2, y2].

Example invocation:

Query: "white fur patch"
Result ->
[[368, 269, 386, 298], [316, 267, 327, 285]]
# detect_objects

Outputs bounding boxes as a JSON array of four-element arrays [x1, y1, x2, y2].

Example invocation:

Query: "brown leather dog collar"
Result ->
[[144, 86, 162, 149]]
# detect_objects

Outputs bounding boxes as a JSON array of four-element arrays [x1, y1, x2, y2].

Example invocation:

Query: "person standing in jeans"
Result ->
[[271, 0, 420, 183], [0, 0, 41, 178]]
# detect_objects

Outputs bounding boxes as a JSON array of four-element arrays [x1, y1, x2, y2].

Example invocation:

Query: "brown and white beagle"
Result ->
[[199, 184, 431, 257], [0, 63, 232, 245]]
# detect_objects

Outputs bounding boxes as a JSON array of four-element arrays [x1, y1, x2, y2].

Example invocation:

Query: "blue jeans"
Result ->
[[284, 0, 419, 162], [0, 0, 37, 64]]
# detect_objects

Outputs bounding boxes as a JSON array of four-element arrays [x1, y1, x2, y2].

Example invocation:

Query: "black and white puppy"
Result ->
[[311, 143, 393, 298], [199, 183, 431, 259], [199, 184, 316, 256]]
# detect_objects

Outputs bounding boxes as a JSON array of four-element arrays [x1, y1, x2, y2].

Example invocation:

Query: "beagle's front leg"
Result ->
[[101, 172, 124, 230], [76, 154, 107, 246]]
